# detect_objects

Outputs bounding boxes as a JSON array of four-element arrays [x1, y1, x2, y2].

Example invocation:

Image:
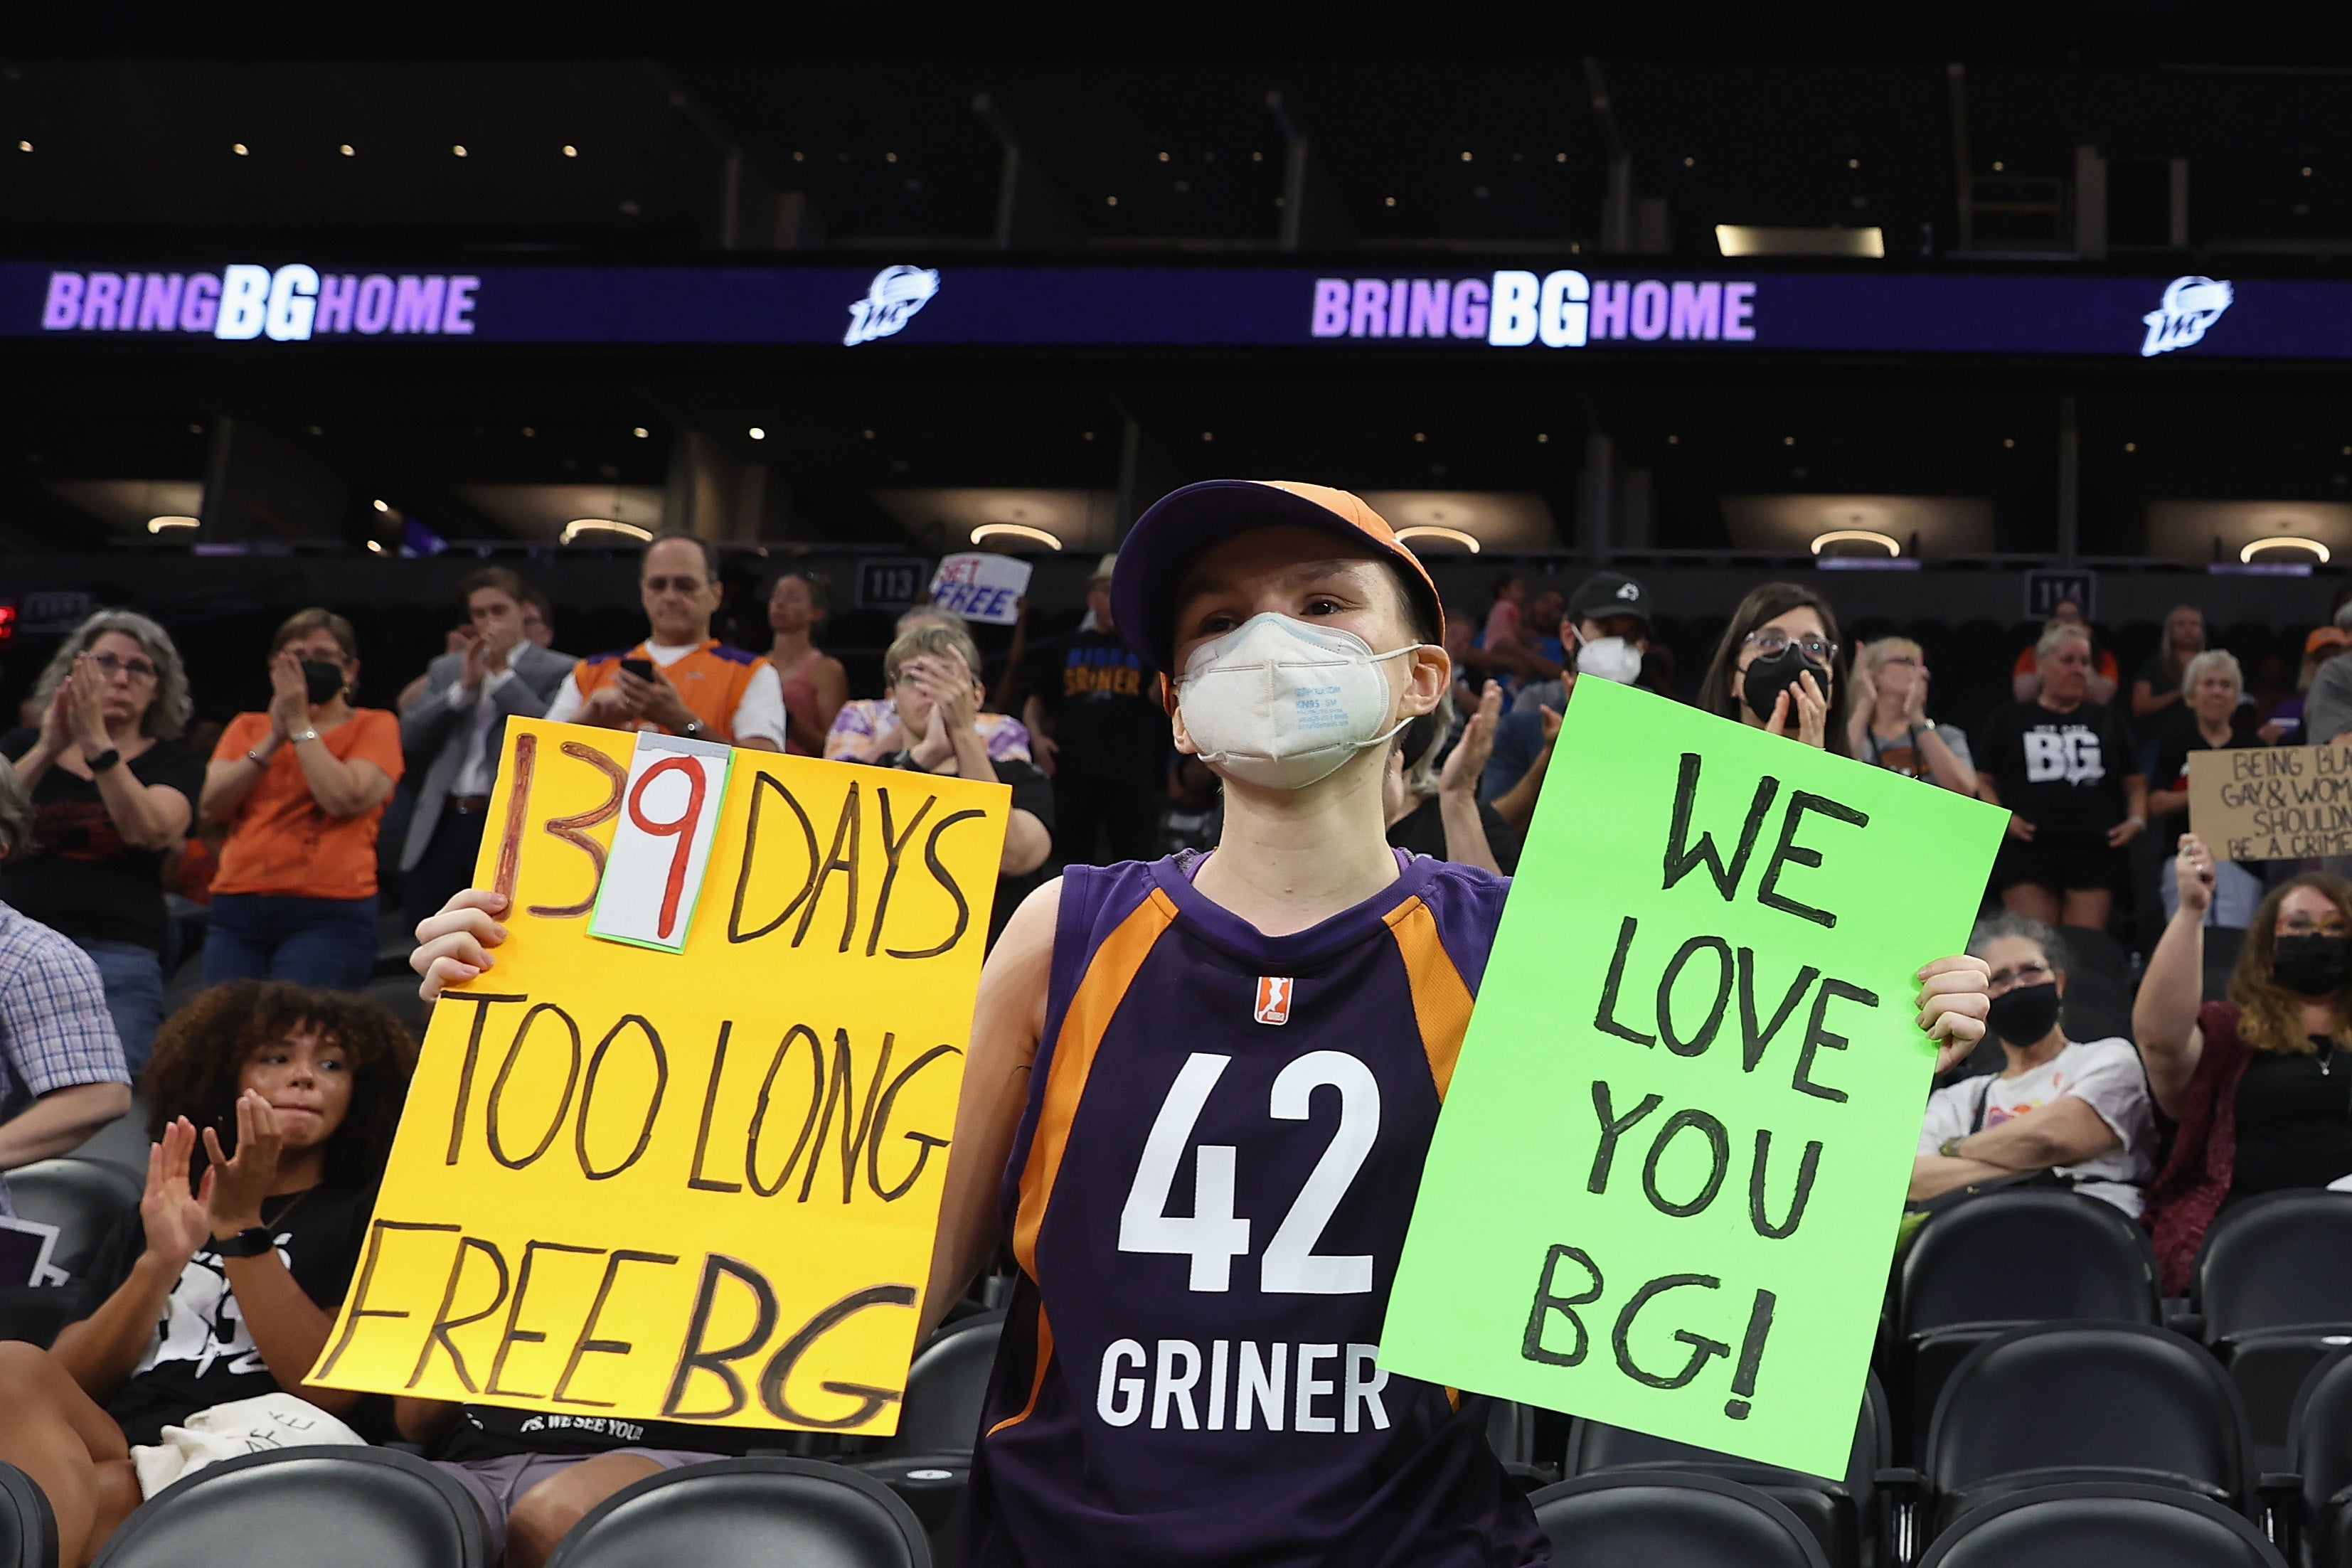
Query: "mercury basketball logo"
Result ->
[[844, 265, 940, 346], [2141, 275, 2233, 358], [1255, 976, 1293, 1025]]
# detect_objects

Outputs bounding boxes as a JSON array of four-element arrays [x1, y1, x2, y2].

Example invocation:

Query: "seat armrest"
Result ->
[[2164, 1306, 2207, 1340], [2258, 1471, 2303, 1558], [1873, 1467, 1925, 1567]]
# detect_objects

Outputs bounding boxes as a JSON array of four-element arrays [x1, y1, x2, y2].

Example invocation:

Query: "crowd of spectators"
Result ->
[[0, 523, 2346, 1559]]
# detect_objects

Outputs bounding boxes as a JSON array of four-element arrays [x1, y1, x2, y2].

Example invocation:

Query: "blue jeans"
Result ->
[[203, 893, 379, 991], [77, 938, 165, 1077]]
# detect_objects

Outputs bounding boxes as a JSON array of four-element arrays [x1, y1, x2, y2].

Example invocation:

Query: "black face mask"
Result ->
[[300, 659, 347, 705], [1986, 982, 2063, 1049], [2273, 934, 2352, 998], [1742, 644, 1830, 725]]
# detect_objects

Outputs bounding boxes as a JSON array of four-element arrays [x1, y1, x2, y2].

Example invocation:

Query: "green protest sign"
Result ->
[[1382, 676, 2007, 1478]]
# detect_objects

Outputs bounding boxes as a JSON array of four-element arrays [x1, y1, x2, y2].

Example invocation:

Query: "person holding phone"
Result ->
[[543, 532, 784, 750]]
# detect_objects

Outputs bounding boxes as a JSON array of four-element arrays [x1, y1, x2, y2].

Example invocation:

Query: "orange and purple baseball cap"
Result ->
[[1109, 479, 1444, 671]]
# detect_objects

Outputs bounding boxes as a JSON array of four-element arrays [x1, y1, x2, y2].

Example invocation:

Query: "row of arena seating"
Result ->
[[0, 1405, 2314, 1568], [12, 1170, 2352, 1566]]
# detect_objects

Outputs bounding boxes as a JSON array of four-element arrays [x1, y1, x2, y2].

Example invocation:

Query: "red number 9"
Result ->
[[627, 755, 707, 940]]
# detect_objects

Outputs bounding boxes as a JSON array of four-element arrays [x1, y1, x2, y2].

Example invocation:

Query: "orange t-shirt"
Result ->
[[209, 709, 404, 900], [570, 640, 769, 744]]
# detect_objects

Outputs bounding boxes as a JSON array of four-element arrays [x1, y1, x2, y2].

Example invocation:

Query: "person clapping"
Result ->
[[3, 612, 203, 1071]]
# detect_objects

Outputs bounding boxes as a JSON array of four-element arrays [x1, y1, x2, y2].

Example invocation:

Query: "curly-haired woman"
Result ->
[[0, 980, 414, 1565], [2, 609, 203, 1072], [2137, 843, 2352, 1291]]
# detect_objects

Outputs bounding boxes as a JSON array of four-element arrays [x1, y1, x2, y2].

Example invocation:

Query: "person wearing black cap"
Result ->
[[1477, 570, 1654, 831], [412, 479, 1995, 1568]]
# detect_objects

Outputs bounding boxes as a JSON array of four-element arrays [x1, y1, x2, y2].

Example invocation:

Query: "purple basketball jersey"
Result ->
[[964, 851, 1550, 1567]]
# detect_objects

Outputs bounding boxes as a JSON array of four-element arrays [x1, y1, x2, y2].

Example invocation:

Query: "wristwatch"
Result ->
[[680, 719, 707, 739], [286, 727, 321, 745], [1939, 1136, 1964, 1158], [213, 1225, 276, 1258], [85, 747, 121, 772]]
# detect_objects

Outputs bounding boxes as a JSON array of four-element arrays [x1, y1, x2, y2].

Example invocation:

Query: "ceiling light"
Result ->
[[1718, 225, 1885, 258], [366, 539, 386, 555], [2240, 535, 2331, 565], [452, 144, 468, 157], [971, 522, 1064, 550], [231, 143, 249, 156], [1394, 526, 1481, 554], [16, 141, 30, 153], [632, 426, 649, 439], [372, 498, 390, 512], [339, 144, 354, 156], [563, 144, 578, 158], [146, 516, 199, 533], [1810, 528, 1902, 557], [562, 518, 654, 544], [747, 427, 766, 440]]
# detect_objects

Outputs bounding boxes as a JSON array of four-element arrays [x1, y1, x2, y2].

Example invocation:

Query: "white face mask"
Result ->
[[1576, 635, 1644, 684], [1178, 613, 1419, 790]]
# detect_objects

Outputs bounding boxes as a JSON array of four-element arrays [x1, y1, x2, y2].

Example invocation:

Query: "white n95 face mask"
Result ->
[[1575, 635, 1644, 685], [1178, 613, 1419, 790]]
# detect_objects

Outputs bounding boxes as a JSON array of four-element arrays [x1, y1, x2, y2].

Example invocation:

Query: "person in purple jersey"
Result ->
[[412, 479, 1993, 1568]]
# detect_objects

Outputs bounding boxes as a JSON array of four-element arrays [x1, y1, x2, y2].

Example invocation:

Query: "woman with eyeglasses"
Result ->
[[1697, 582, 1851, 753], [198, 610, 402, 991], [1910, 915, 2154, 1213], [1974, 623, 2147, 932], [2, 612, 204, 1073], [2138, 849, 2352, 1290], [1849, 636, 1978, 794]]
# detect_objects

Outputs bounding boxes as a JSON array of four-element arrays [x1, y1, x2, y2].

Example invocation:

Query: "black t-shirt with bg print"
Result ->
[[1975, 699, 2141, 842], [78, 1182, 373, 1446]]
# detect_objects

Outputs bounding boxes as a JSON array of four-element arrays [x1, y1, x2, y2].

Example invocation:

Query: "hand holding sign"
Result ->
[[1381, 677, 2004, 1478], [333, 720, 1011, 1435], [927, 553, 1032, 626]]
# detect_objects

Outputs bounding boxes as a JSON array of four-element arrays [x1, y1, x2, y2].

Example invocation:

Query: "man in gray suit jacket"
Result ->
[[400, 567, 572, 932]]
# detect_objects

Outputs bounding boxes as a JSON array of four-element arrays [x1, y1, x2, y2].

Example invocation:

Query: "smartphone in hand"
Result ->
[[620, 657, 656, 682]]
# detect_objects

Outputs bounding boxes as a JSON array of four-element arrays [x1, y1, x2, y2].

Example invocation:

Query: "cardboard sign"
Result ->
[[1381, 678, 2006, 1478], [311, 719, 1011, 1436], [588, 733, 733, 954], [2189, 741, 2352, 861], [927, 553, 1033, 626]]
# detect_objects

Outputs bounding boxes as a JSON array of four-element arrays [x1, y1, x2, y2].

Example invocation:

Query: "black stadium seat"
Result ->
[[5, 1158, 141, 1281], [1895, 1190, 2161, 1454], [2194, 1191, 2352, 1472], [2283, 1346, 2352, 1567], [1527, 1471, 1830, 1568], [1563, 1375, 1888, 1568], [2058, 967, 2135, 1045], [90, 1446, 486, 1568], [1910, 1323, 2253, 1543], [1484, 1399, 1560, 1491], [851, 1310, 1002, 1560], [2055, 925, 2131, 988], [1915, 1483, 2287, 1568], [0, 1158, 143, 1348], [544, 1457, 929, 1568], [0, 1457, 58, 1568]]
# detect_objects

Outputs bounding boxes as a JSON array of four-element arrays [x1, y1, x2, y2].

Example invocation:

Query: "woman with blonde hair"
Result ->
[[2, 611, 203, 1070], [2149, 649, 2267, 925], [1848, 636, 1977, 794], [2137, 846, 2352, 1291]]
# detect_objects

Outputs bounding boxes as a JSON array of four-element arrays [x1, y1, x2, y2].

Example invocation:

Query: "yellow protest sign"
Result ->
[[310, 718, 1009, 1435]]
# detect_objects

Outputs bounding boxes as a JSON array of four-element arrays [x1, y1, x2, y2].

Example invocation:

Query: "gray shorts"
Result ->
[[434, 1449, 718, 1559]]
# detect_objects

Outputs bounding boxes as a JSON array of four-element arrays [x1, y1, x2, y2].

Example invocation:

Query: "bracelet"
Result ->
[[245, 745, 272, 765], [286, 727, 321, 745], [1940, 1136, 1963, 1158]]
